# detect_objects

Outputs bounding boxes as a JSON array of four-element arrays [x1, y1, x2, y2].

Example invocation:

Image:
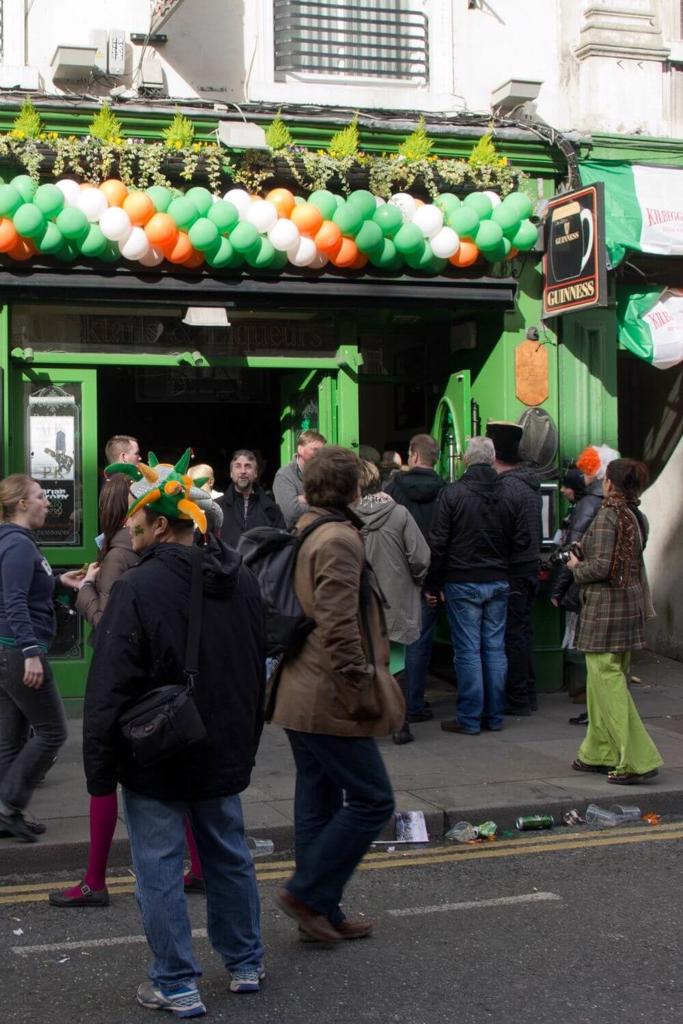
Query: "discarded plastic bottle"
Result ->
[[476, 821, 498, 838], [246, 837, 275, 857], [515, 815, 554, 831], [445, 821, 478, 842], [610, 804, 641, 822], [584, 804, 618, 827]]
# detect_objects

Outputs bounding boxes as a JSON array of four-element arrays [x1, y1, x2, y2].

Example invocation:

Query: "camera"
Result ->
[[546, 541, 583, 568]]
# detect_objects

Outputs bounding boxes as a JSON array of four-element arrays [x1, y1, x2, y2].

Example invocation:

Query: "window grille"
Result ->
[[273, 0, 429, 84]]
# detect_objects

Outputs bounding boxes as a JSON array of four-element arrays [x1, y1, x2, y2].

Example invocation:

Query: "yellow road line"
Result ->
[[1, 825, 681, 906]]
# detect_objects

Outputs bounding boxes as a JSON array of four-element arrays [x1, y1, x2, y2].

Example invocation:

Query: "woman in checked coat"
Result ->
[[567, 458, 662, 785]]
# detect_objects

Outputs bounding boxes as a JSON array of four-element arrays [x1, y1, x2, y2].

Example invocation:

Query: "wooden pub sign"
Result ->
[[542, 182, 607, 318]]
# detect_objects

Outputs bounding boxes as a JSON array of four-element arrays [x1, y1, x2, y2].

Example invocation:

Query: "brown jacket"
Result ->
[[271, 508, 405, 737], [75, 527, 138, 629]]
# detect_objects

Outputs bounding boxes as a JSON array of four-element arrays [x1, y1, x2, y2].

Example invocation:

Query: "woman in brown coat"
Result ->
[[271, 446, 404, 943], [567, 459, 662, 785]]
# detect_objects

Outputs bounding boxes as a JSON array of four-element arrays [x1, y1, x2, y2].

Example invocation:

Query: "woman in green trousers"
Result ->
[[567, 458, 662, 785]]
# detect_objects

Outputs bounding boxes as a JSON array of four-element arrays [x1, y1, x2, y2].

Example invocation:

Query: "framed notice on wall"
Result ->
[[27, 387, 80, 546], [542, 183, 607, 318]]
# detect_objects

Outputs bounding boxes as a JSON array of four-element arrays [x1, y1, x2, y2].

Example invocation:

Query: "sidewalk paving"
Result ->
[[2, 650, 683, 875]]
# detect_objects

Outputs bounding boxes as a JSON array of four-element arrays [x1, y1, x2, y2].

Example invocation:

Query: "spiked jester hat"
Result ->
[[105, 448, 208, 534]]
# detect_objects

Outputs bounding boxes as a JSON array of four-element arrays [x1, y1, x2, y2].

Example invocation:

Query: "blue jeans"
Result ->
[[0, 649, 67, 812], [122, 789, 263, 987], [285, 731, 395, 924], [403, 598, 440, 714], [443, 581, 510, 733]]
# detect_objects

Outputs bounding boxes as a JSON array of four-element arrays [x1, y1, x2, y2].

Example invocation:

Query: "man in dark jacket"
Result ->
[[425, 437, 523, 734], [218, 449, 285, 547], [83, 449, 266, 1017], [487, 421, 543, 716], [385, 434, 445, 741]]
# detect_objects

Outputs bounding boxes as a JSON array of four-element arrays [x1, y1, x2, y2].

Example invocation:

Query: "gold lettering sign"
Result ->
[[515, 338, 549, 407]]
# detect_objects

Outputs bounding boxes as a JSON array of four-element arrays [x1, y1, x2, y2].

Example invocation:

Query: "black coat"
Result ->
[[385, 467, 445, 540], [550, 480, 603, 603], [425, 464, 528, 587], [498, 467, 543, 577], [83, 537, 266, 801], [218, 483, 286, 548]]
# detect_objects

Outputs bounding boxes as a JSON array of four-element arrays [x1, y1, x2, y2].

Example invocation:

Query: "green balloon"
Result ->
[[491, 203, 521, 234], [293, 195, 306, 206], [333, 203, 364, 236], [446, 206, 479, 238], [404, 240, 430, 269], [188, 217, 219, 252], [510, 219, 538, 251], [373, 204, 402, 238], [10, 175, 37, 203], [186, 187, 214, 216], [53, 239, 81, 263], [56, 207, 88, 241], [425, 255, 448, 274], [334, 195, 345, 210], [207, 200, 239, 234], [308, 189, 338, 220], [36, 222, 64, 255], [79, 224, 107, 258], [483, 239, 510, 264], [230, 221, 260, 255], [502, 191, 533, 220], [475, 220, 503, 252], [146, 185, 172, 212], [436, 193, 460, 214], [368, 237, 399, 268], [246, 236, 276, 269], [394, 223, 425, 256], [463, 192, 493, 220], [13, 203, 45, 239], [355, 219, 384, 254], [269, 249, 288, 271], [99, 240, 122, 263], [0, 185, 22, 218], [205, 236, 241, 269], [168, 196, 199, 230], [348, 190, 376, 220], [34, 184, 64, 219]]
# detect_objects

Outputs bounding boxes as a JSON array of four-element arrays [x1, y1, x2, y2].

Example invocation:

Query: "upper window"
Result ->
[[273, 0, 429, 84]]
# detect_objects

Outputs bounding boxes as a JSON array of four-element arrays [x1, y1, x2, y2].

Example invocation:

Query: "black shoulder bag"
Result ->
[[119, 545, 208, 768]]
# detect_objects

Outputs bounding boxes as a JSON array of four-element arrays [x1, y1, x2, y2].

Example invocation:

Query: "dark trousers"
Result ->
[[505, 573, 538, 712], [285, 730, 395, 924], [0, 649, 67, 812]]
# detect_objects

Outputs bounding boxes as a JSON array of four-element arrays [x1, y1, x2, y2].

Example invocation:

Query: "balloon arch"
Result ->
[[0, 175, 537, 273]]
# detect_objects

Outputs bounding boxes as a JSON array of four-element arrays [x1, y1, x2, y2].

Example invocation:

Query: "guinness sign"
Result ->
[[543, 183, 607, 317]]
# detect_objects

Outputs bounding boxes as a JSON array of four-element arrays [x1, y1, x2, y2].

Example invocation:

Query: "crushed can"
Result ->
[[515, 814, 554, 831]]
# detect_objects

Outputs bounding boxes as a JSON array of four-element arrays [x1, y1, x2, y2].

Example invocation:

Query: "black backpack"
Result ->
[[236, 513, 346, 663]]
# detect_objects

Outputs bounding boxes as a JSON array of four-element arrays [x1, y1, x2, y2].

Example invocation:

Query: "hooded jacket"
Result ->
[[498, 466, 543, 577], [425, 464, 526, 588], [83, 535, 266, 801], [385, 467, 445, 540], [218, 482, 286, 548], [550, 478, 604, 604], [355, 494, 430, 645], [0, 524, 55, 655]]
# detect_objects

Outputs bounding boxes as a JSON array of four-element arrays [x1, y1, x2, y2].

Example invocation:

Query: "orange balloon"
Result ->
[[123, 192, 156, 226], [145, 212, 178, 248], [182, 248, 205, 269], [508, 247, 519, 259], [449, 241, 479, 268], [350, 251, 369, 270], [290, 203, 324, 236], [0, 218, 19, 253], [7, 237, 35, 261], [414, 198, 425, 208], [100, 179, 128, 207], [165, 230, 193, 264], [330, 236, 358, 268], [314, 220, 342, 255], [266, 188, 295, 218], [79, 182, 96, 189]]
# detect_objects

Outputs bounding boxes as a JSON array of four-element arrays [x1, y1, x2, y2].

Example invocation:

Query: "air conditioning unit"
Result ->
[[140, 55, 165, 92], [0, 65, 42, 90], [51, 46, 98, 80]]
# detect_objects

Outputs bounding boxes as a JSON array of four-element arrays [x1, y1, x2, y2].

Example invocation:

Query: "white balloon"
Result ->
[[120, 226, 150, 261], [431, 226, 460, 259], [268, 218, 300, 252], [139, 244, 165, 267], [375, 196, 386, 206], [100, 206, 132, 242], [76, 188, 108, 223], [223, 189, 251, 216], [287, 235, 317, 267], [245, 199, 278, 233], [56, 179, 81, 207], [388, 192, 416, 221], [482, 190, 502, 208], [308, 252, 329, 270], [412, 204, 443, 239]]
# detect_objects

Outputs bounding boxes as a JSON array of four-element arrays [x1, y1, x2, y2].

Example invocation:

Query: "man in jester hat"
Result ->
[[83, 448, 267, 1016]]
